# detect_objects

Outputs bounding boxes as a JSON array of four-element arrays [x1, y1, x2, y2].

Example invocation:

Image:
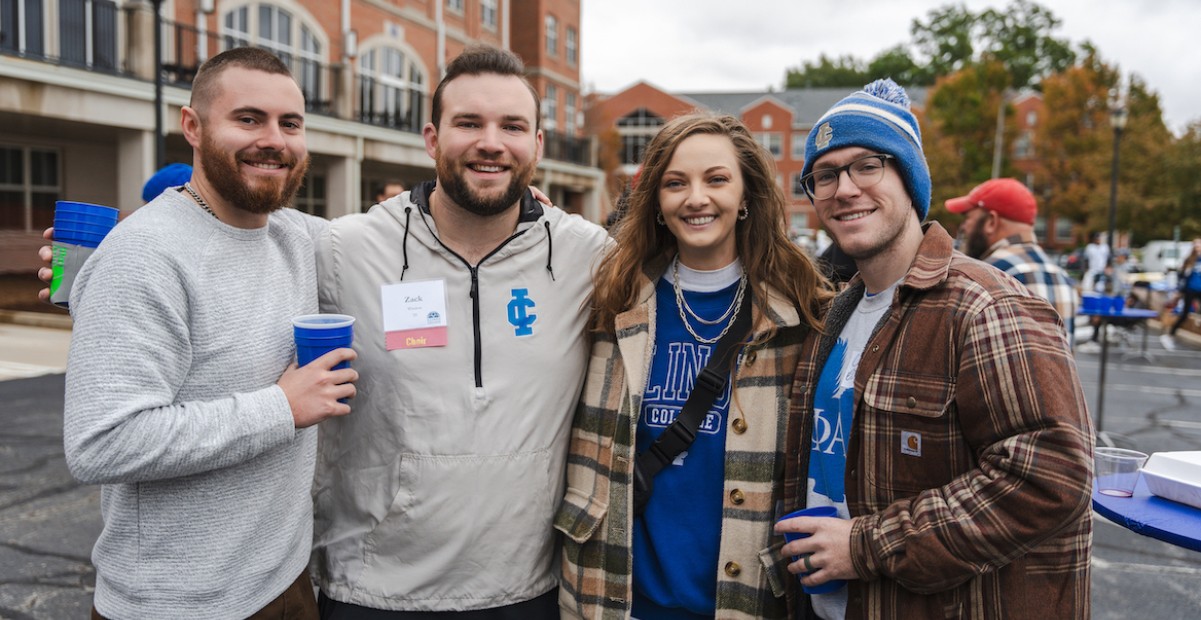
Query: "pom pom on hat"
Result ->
[[142, 163, 193, 203], [802, 78, 931, 220]]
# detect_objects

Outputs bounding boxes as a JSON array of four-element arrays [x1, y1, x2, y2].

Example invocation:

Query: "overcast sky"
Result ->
[[580, 0, 1199, 135]]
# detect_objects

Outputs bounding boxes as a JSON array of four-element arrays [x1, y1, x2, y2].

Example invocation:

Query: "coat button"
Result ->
[[907, 396, 917, 409], [871, 344, 879, 352], [725, 561, 741, 577], [729, 489, 745, 505], [746, 350, 758, 365], [732, 418, 747, 434]]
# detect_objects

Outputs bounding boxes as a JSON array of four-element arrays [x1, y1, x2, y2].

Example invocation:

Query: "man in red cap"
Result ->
[[947, 178, 1078, 343]]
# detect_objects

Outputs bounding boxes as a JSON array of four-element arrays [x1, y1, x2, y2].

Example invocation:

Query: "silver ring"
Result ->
[[802, 553, 815, 573]]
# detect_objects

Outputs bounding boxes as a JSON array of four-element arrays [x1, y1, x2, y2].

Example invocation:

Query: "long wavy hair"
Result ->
[[590, 112, 830, 338]]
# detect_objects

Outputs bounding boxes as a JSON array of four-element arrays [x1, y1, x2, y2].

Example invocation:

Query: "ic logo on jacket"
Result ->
[[507, 288, 537, 336]]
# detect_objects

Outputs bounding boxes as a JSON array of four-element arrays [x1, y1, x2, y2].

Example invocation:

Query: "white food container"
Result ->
[[1141, 451, 1201, 510]]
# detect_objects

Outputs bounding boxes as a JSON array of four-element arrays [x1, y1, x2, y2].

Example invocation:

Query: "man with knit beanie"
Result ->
[[776, 79, 1094, 620]]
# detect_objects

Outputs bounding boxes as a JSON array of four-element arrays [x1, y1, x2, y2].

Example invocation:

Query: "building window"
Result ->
[[565, 92, 577, 135], [359, 46, 427, 131], [446, 0, 463, 14], [480, 0, 497, 29], [1054, 216, 1073, 241], [790, 173, 807, 198], [792, 134, 805, 159], [545, 15, 558, 56], [1012, 131, 1032, 159], [222, 4, 325, 108], [1026, 110, 1037, 127], [761, 114, 773, 130], [755, 132, 782, 158], [543, 84, 558, 131], [294, 173, 326, 219], [565, 27, 577, 66], [57, 0, 118, 70], [0, 0, 46, 57], [0, 144, 60, 232], [617, 108, 665, 165]]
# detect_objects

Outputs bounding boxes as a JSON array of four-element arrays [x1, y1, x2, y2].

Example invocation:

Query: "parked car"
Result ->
[[1138, 240, 1192, 274]]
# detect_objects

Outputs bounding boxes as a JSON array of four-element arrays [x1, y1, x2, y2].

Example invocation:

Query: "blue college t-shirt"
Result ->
[[632, 265, 741, 620]]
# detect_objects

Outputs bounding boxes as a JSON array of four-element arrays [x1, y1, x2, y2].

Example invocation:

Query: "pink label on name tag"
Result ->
[[386, 326, 448, 350]]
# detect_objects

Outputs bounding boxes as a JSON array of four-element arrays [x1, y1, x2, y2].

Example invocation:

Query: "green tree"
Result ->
[[923, 61, 1014, 224], [976, 0, 1076, 88], [784, 54, 866, 88], [866, 45, 931, 86]]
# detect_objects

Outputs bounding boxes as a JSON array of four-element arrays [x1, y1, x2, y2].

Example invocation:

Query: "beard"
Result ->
[[963, 219, 991, 259], [199, 132, 310, 215], [434, 150, 536, 217]]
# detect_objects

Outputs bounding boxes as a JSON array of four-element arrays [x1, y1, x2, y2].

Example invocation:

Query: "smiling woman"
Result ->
[[555, 112, 831, 619]]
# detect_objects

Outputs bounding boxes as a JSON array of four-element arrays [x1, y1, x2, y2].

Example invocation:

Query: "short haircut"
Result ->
[[431, 45, 540, 130], [190, 47, 295, 116]]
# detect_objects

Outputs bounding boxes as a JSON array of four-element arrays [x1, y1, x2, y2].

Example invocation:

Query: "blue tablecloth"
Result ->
[[1092, 476, 1201, 552], [1078, 308, 1159, 320]]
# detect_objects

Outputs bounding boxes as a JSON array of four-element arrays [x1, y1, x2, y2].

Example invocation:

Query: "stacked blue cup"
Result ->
[[778, 506, 848, 594], [293, 314, 356, 370], [50, 201, 120, 307], [54, 201, 119, 248]]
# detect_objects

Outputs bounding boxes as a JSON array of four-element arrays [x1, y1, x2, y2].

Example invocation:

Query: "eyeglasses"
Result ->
[[799, 154, 895, 201]]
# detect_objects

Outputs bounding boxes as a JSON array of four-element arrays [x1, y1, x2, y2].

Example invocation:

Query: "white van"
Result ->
[[1139, 240, 1192, 274]]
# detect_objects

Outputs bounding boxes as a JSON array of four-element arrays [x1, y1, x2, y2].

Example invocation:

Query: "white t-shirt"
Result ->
[[806, 281, 898, 620]]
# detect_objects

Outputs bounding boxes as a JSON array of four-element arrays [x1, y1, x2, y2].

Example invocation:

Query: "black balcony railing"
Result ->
[[0, 0, 128, 76], [163, 21, 339, 116], [543, 130, 594, 167]]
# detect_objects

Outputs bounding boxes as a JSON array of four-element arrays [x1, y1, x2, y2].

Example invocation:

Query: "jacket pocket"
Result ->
[[861, 369, 958, 495], [554, 486, 609, 544]]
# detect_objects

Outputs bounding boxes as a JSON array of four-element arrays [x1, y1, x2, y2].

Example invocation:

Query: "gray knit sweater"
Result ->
[[64, 190, 328, 619]]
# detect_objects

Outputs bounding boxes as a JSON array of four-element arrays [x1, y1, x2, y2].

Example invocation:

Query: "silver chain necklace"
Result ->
[[183, 183, 219, 220], [672, 256, 747, 345]]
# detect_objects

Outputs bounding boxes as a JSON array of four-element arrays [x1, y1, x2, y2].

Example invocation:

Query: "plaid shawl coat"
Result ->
[[555, 263, 812, 619], [784, 223, 1094, 619]]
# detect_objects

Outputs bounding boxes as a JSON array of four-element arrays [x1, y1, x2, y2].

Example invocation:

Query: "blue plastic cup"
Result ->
[[779, 506, 847, 595], [1110, 295, 1125, 314], [1081, 294, 1102, 314], [50, 201, 120, 307], [292, 314, 355, 370]]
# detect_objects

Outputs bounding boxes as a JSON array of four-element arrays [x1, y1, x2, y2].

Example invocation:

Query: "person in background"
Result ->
[[62, 47, 355, 620], [1083, 232, 1109, 292], [556, 112, 830, 618], [141, 162, 193, 203], [1162, 237, 1201, 350], [946, 177, 1078, 343], [374, 179, 406, 205], [779, 78, 1093, 620]]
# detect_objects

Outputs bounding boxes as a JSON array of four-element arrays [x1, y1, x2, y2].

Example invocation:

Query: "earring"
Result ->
[[738, 204, 749, 221], [656, 212, 665, 225]]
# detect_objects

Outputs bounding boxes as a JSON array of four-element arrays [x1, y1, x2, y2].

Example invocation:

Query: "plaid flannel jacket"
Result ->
[[784, 223, 1094, 620], [555, 264, 810, 619], [981, 235, 1079, 342]]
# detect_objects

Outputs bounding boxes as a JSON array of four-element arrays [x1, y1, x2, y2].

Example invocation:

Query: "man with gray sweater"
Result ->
[[62, 48, 355, 619]]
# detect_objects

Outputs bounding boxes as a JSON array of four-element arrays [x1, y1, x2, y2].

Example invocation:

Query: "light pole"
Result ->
[[1104, 89, 1128, 293], [152, 0, 165, 169], [1096, 89, 1128, 439]]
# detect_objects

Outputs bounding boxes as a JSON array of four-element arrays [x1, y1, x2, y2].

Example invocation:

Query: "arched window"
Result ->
[[221, 3, 326, 109], [616, 108, 664, 165], [359, 45, 427, 132]]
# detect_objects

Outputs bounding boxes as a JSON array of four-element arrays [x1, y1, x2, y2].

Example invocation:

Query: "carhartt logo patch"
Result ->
[[815, 123, 833, 150], [901, 431, 922, 457]]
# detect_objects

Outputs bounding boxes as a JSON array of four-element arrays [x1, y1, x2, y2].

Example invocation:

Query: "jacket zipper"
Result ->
[[430, 229, 530, 388]]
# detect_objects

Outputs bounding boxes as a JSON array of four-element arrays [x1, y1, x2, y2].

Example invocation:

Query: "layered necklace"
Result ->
[[672, 256, 747, 345], [183, 183, 219, 220]]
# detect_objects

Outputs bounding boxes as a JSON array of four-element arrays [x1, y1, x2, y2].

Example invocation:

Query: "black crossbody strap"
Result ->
[[636, 291, 753, 480]]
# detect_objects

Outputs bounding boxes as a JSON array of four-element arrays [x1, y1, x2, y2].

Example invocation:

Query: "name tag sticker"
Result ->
[[901, 430, 922, 457], [381, 279, 449, 350]]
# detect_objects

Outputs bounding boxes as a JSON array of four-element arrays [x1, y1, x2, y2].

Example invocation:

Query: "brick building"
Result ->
[[0, 0, 598, 273]]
